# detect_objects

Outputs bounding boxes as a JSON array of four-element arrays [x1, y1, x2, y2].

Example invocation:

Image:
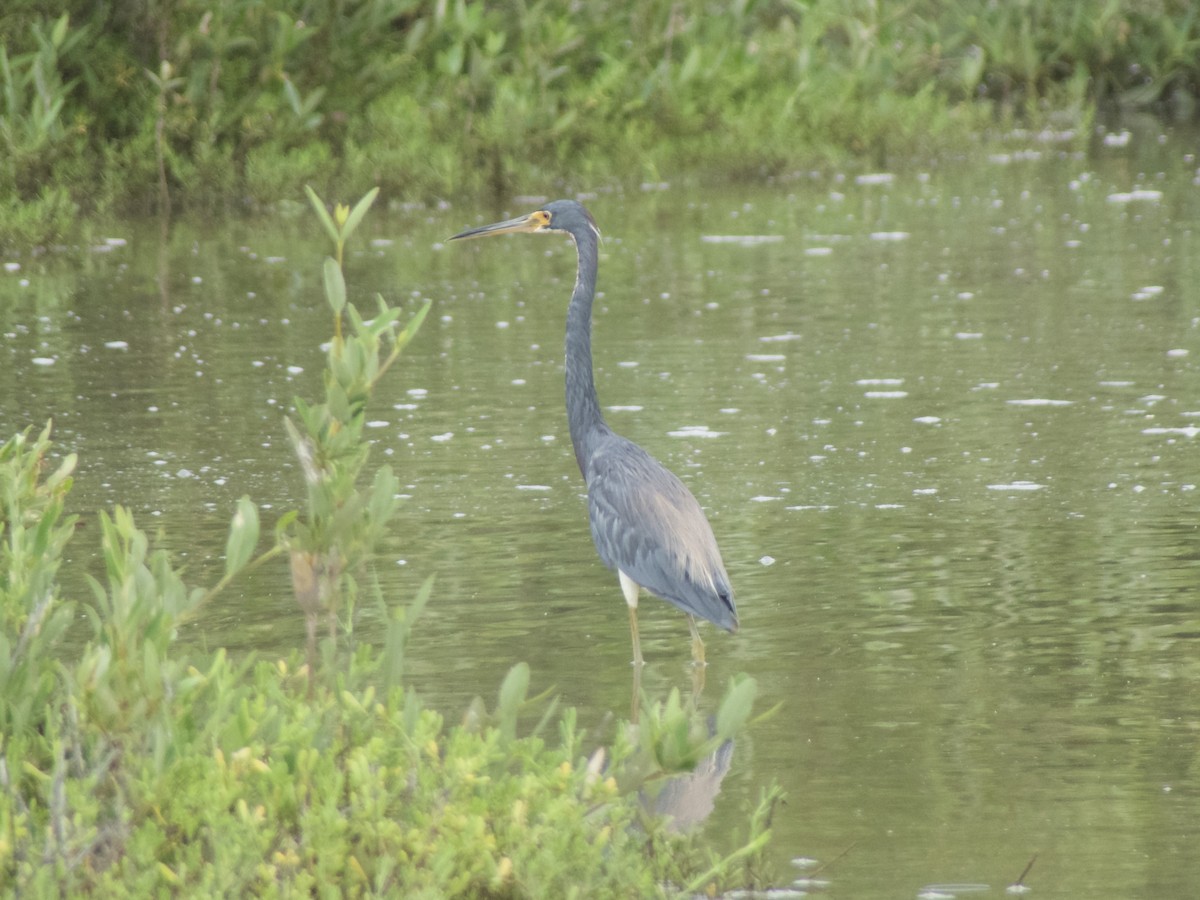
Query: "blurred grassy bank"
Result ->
[[2, 0, 1198, 246]]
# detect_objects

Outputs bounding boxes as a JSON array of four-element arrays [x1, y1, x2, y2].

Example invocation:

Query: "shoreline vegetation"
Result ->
[[1, 190, 779, 896], [2, 0, 1199, 248]]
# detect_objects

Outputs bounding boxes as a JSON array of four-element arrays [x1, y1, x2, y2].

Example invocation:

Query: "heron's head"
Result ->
[[449, 199, 600, 245]]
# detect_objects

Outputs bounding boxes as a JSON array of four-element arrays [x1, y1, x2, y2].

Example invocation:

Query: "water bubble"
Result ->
[[1143, 426, 1200, 437], [920, 885, 990, 898], [1106, 189, 1162, 203], [792, 877, 831, 889], [667, 425, 726, 438], [699, 234, 784, 246]]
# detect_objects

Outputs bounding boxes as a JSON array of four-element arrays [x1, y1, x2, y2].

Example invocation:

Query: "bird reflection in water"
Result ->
[[641, 725, 735, 834]]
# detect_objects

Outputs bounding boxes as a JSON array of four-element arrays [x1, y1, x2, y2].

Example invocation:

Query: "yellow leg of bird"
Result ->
[[687, 614, 706, 666], [630, 655, 642, 725], [619, 571, 644, 667], [690, 654, 706, 700], [628, 605, 644, 668], [687, 615, 707, 700]]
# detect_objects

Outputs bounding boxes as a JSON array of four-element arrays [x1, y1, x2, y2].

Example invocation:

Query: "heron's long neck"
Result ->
[[565, 230, 607, 477]]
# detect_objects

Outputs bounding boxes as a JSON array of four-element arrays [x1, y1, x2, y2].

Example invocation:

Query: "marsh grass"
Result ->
[[0, 191, 781, 896]]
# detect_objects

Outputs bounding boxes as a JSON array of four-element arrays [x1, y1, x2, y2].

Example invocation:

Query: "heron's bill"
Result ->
[[448, 209, 550, 242]]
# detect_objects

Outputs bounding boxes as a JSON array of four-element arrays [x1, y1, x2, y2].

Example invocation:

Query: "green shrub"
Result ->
[[2, 1, 1199, 245]]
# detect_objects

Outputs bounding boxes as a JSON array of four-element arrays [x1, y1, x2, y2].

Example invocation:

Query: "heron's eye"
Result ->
[[532, 210, 552, 229]]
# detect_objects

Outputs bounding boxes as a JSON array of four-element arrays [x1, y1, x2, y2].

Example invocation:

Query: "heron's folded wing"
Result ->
[[585, 441, 737, 631]]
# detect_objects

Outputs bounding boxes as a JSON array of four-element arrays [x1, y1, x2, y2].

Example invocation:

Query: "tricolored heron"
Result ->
[[450, 200, 738, 668]]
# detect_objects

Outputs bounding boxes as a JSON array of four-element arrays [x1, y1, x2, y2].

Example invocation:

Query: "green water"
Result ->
[[3, 125, 1199, 896]]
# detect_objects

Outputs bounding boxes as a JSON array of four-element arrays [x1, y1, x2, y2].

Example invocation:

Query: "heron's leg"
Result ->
[[628, 606, 644, 668], [690, 654, 706, 700], [630, 657, 643, 724], [687, 614, 706, 666], [619, 570, 644, 667]]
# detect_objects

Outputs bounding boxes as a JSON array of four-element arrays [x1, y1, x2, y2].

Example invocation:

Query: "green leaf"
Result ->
[[45, 451, 76, 489], [368, 465, 398, 527], [380, 576, 435, 692], [224, 496, 260, 578], [305, 185, 340, 247], [273, 508, 299, 543], [282, 76, 302, 115], [341, 187, 379, 243], [438, 43, 464, 76], [679, 45, 702, 84], [716, 673, 757, 739], [394, 299, 432, 354], [484, 30, 507, 57], [299, 85, 326, 118], [497, 662, 530, 741], [410, 574, 434, 624], [323, 256, 346, 316], [365, 304, 402, 337], [51, 13, 69, 48]]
